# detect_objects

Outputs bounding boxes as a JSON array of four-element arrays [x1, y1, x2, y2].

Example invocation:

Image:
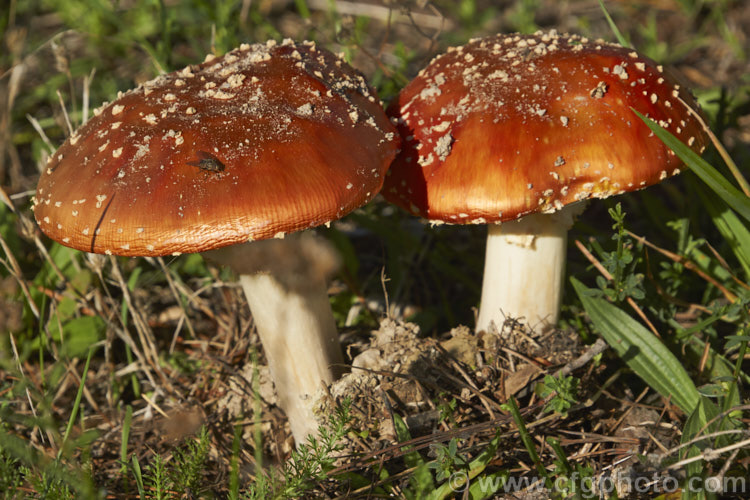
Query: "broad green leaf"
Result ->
[[633, 110, 750, 223], [681, 396, 721, 495], [51, 316, 105, 358], [572, 278, 700, 413], [55, 296, 78, 321]]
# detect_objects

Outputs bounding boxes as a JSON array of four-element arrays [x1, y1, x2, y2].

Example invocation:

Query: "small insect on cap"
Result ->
[[383, 30, 707, 224], [34, 40, 400, 256]]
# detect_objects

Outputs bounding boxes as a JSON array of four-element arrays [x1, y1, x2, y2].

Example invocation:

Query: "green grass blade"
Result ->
[[546, 437, 572, 476], [120, 405, 132, 475], [294, 0, 311, 19], [57, 347, 95, 460], [503, 397, 549, 482], [633, 109, 750, 223], [229, 421, 242, 500], [598, 0, 631, 47], [131, 454, 145, 498], [684, 247, 734, 283], [572, 278, 700, 413], [393, 414, 435, 494]]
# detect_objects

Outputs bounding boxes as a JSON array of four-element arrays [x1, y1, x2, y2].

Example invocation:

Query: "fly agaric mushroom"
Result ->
[[34, 39, 399, 443], [383, 31, 706, 332]]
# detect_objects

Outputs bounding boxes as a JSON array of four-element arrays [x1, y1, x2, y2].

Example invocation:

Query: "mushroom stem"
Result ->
[[239, 271, 343, 443], [204, 234, 343, 445], [476, 203, 583, 333]]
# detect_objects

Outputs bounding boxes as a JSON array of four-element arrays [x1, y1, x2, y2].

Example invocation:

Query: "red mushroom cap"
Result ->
[[34, 40, 399, 256], [383, 31, 707, 224]]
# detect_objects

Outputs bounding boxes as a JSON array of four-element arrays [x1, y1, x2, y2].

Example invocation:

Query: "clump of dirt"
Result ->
[[486, 316, 581, 367], [322, 318, 443, 442], [441, 326, 480, 367], [319, 316, 585, 447]]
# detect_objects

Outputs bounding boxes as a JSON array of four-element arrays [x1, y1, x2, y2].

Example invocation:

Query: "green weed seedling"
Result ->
[[125, 426, 211, 499], [537, 373, 580, 418], [586, 203, 645, 303], [243, 400, 352, 499]]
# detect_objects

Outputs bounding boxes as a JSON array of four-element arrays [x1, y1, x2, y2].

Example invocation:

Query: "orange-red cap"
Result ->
[[383, 31, 706, 224], [35, 40, 399, 256]]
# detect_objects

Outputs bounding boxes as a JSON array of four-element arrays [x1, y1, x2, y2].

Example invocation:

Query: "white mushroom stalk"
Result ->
[[476, 203, 584, 333], [206, 234, 343, 443], [239, 275, 341, 442]]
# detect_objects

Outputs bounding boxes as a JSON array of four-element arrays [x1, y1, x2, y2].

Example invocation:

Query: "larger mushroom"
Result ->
[[34, 39, 399, 443], [383, 31, 706, 332]]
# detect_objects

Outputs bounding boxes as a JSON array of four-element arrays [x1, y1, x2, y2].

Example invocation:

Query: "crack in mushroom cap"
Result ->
[[34, 39, 399, 256], [382, 30, 707, 224]]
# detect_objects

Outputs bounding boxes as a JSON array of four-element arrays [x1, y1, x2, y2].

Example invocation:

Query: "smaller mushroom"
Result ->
[[383, 31, 706, 333], [34, 39, 399, 443]]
